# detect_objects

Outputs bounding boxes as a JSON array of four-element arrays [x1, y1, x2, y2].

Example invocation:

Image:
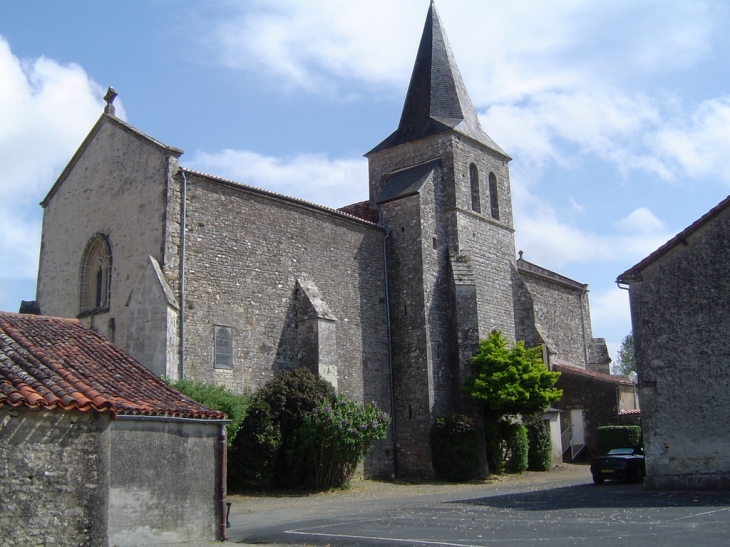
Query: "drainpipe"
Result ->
[[178, 168, 187, 380], [380, 208, 398, 479], [219, 423, 228, 541]]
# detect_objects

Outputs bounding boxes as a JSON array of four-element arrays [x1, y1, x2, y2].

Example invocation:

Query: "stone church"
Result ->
[[34, 1, 610, 477]]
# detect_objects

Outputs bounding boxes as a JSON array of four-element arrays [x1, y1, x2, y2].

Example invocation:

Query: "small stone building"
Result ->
[[0, 312, 228, 546], [617, 195, 730, 490], [552, 363, 637, 460], [32, 1, 611, 477]]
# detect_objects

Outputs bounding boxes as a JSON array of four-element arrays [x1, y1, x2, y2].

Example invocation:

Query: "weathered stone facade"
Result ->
[[0, 407, 111, 547], [618, 196, 730, 489], [33, 2, 610, 477]]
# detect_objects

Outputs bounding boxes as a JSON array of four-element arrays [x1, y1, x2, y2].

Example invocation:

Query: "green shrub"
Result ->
[[504, 423, 528, 474], [169, 378, 249, 444], [597, 425, 642, 455], [231, 368, 337, 488], [430, 414, 481, 482], [525, 415, 552, 471], [299, 395, 390, 489], [228, 397, 282, 490]]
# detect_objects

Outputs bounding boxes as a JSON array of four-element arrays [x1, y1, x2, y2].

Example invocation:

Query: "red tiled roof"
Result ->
[[0, 312, 224, 420], [618, 409, 641, 416], [617, 194, 730, 283], [554, 363, 634, 386], [338, 201, 381, 223]]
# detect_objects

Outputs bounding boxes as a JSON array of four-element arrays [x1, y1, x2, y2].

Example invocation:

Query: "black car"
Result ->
[[590, 446, 645, 484]]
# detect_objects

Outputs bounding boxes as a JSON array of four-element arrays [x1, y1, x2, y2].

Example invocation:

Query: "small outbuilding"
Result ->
[[617, 195, 730, 490], [0, 312, 228, 546]]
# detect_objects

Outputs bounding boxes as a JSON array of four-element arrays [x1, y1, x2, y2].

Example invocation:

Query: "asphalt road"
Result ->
[[226, 470, 730, 547]]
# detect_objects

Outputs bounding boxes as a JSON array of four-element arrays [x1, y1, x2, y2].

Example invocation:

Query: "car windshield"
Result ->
[[607, 448, 636, 455]]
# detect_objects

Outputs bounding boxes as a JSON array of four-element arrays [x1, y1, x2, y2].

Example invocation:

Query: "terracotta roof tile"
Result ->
[[338, 201, 381, 223], [554, 363, 633, 386], [0, 312, 224, 420]]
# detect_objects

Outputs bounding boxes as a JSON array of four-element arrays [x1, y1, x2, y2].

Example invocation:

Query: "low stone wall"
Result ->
[[0, 407, 111, 547]]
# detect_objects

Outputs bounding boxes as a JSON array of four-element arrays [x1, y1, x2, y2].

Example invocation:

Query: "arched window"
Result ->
[[78, 234, 112, 314], [489, 172, 500, 221], [469, 163, 481, 213], [214, 326, 233, 369]]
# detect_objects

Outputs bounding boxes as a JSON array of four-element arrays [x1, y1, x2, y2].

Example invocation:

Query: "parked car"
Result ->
[[590, 446, 645, 484]]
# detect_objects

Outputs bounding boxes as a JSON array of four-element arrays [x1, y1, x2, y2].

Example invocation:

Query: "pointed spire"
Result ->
[[369, 2, 507, 157]]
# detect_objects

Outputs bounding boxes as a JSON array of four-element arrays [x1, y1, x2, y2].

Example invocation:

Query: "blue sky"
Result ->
[[2, 0, 730, 366]]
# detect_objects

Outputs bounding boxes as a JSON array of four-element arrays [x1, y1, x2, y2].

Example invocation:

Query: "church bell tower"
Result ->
[[366, 0, 517, 476]]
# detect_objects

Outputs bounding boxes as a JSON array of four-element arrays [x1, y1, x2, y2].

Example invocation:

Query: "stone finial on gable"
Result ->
[[104, 87, 118, 116]]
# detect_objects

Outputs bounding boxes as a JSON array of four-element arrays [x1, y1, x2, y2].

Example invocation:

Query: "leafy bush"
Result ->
[[524, 415, 552, 471], [299, 395, 390, 489], [228, 397, 282, 490], [168, 378, 249, 444], [597, 425, 642, 455], [504, 423, 528, 474], [430, 414, 481, 482], [484, 418, 529, 475]]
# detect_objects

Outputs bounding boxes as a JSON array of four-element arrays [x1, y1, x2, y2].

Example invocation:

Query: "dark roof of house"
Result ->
[[367, 1, 508, 158], [338, 201, 381, 223], [377, 159, 441, 204], [617, 194, 730, 284], [517, 255, 587, 292], [554, 363, 633, 386], [0, 312, 224, 420]]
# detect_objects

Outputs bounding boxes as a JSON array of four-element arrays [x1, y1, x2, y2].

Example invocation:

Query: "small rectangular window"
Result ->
[[432, 237, 438, 250], [214, 325, 233, 369]]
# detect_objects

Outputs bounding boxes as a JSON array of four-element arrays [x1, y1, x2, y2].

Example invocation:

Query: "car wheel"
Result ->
[[630, 468, 643, 483], [593, 474, 605, 484]]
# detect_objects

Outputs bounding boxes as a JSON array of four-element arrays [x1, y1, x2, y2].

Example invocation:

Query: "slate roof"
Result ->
[[554, 363, 633, 386], [616, 194, 730, 284], [338, 201, 381, 223], [368, 1, 508, 157], [0, 312, 224, 420], [377, 159, 441, 204], [517, 255, 587, 292]]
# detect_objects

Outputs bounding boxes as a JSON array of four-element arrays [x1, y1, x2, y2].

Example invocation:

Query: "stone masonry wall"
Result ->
[[629, 208, 730, 489], [0, 407, 111, 547], [181, 173, 393, 477], [36, 117, 174, 356], [518, 273, 592, 367]]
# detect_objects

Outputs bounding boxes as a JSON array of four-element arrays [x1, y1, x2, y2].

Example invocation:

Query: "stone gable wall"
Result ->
[[629, 209, 730, 489], [517, 273, 592, 367], [36, 120, 172, 354], [0, 408, 110, 547]]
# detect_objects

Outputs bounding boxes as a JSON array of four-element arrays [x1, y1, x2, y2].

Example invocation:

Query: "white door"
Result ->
[[570, 409, 585, 446]]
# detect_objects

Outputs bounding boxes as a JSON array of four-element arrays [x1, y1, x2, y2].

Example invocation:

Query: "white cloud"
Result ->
[[187, 149, 368, 209], [652, 97, 730, 184], [615, 208, 665, 234], [0, 37, 107, 282], [514, 201, 673, 271]]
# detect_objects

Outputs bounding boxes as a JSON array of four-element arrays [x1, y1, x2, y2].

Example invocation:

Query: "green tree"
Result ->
[[614, 332, 635, 376], [462, 331, 562, 473]]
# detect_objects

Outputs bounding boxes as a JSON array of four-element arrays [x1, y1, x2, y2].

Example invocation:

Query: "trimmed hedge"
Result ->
[[525, 415, 552, 471], [430, 414, 481, 482], [596, 425, 642, 455], [504, 423, 528, 474]]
